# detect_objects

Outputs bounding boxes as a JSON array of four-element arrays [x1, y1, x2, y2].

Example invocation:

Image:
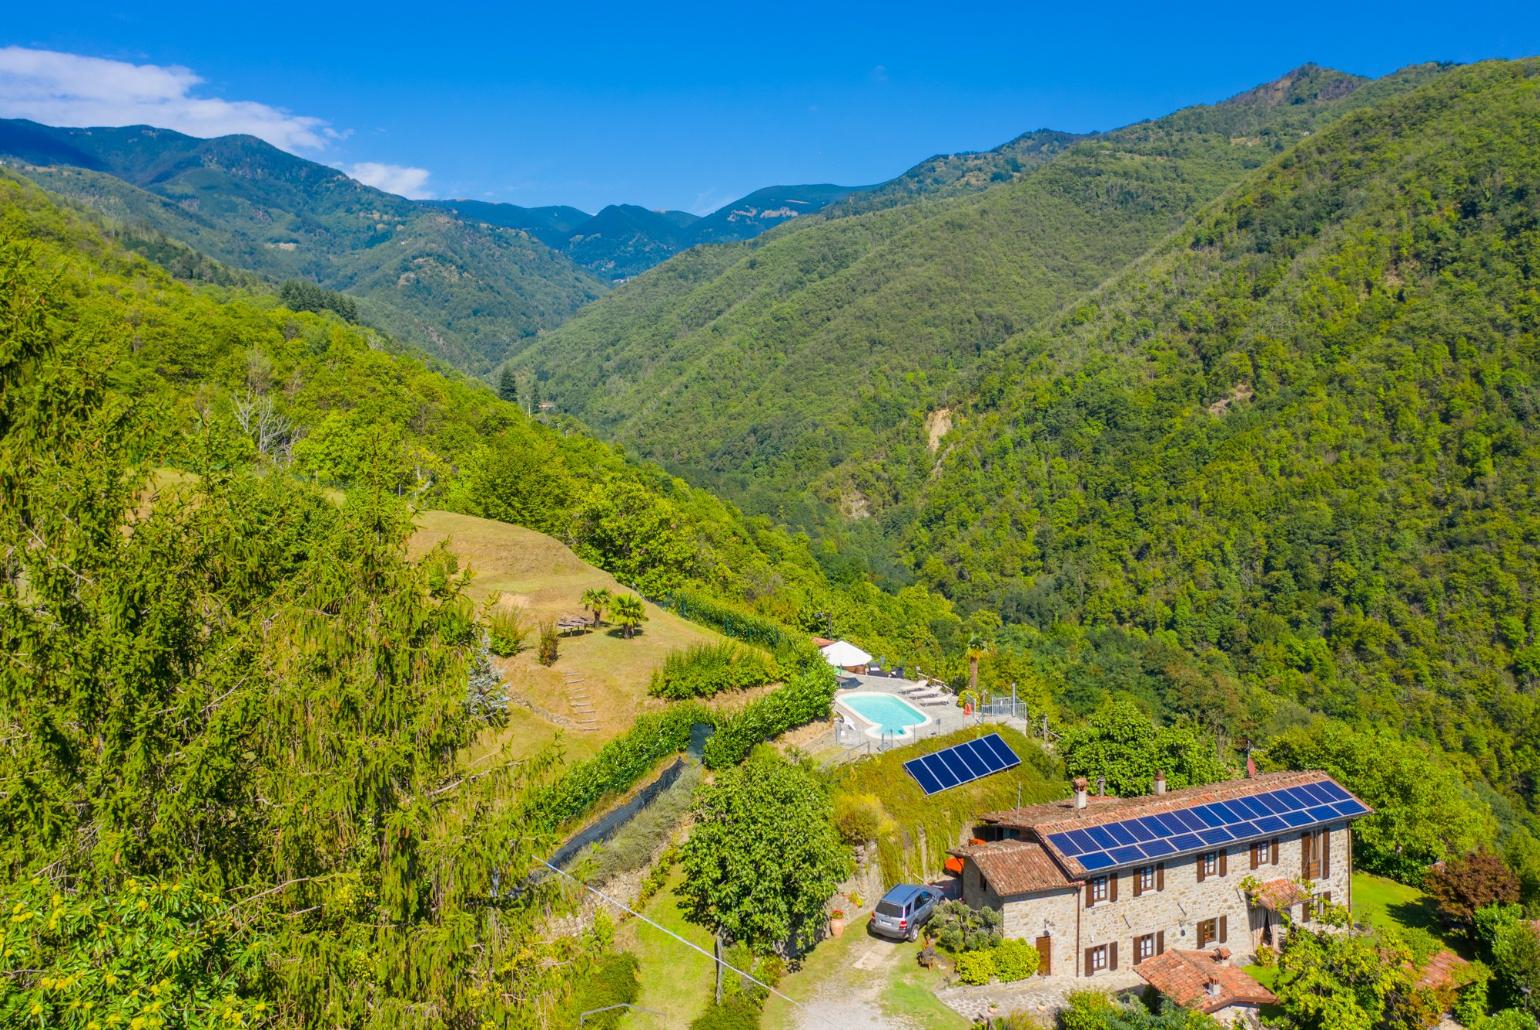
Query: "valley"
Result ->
[[3, 38, 1540, 1030]]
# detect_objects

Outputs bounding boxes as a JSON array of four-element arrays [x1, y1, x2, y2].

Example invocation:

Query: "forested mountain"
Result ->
[[0, 169, 974, 1021], [891, 59, 1540, 808], [517, 64, 1434, 533], [434, 182, 871, 280], [0, 118, 606, 374], [828, 127, 1082, 215]]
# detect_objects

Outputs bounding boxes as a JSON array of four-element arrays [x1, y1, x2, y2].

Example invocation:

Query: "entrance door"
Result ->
[[1034, 936, 1052, 976]]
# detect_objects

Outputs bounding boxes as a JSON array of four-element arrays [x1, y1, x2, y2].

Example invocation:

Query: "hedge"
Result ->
[[702, 665, 837, 769], [524, 704, 710, 831]]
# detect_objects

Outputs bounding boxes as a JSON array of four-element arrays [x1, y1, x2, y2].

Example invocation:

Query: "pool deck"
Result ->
[[829, 673, 1020, 756]]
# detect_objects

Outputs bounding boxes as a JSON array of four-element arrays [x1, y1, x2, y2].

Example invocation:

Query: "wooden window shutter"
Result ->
[[1156, 930, 1165, 954], [1109, 942, 1118, 971], [1084, 948, 1093, 976], [1301, 833, 1312, 877], [1219, 914, 1228, 942], [1109, 873, 1119, 902], [1133, 870, 1143, 897], [1156, 862, 1165, 891], [1250, 842, 1259, 870], [1197, 856, 1207, 883], [1321, 828, 1331, 878], [1219, 849, 1228, 877], [1271, 838, 1279, 865], [1085, 881, 1095, 908]]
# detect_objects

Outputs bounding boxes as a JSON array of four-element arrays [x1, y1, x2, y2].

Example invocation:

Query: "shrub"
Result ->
[[932, 900, 1003, 953], [537, 621, 559, 666], [486, 608, 527, 656], [993, 938, 1041, 982], [1452, 966, 1491, 1028], [561, 951, 640, 1029], [701, 665, 836, 769], [690, 994, 762, 1030], [1426, 850, 1521, 937], [833, 792, 889, 844], [955, 949, 996, 985], [649, 642, 775, 699]]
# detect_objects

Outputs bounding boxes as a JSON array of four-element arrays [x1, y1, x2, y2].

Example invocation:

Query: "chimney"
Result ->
[[1073, 777, 1089, 810], [1212, 947, 1231, 966], [1206, 977, 1222, 998], [1096, 776, 1106, 797], [1154, 770, 1167, 796]]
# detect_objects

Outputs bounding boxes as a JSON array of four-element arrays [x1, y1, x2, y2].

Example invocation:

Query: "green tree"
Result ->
[[1267, 721, 1496, 881], [1491, 921, 1540, 1019], [1272, 903, 1439, 1030], [678, 748, 851, 955], [1059, 697, 1230, 797], [581, 586, 613, 626], [498, 364, 520, 403], [611, 594, 648, 638]]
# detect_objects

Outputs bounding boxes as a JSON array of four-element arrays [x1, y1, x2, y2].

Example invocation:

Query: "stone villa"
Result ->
[[949, 769, 1369, 980]]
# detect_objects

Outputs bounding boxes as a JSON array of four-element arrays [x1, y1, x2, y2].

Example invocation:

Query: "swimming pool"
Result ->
[[838, 692, 931, 740]]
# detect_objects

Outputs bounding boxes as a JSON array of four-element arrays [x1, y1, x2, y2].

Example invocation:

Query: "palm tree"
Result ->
[[611, 594, 647, 638], [580, 587, 612, 627], [966, 633, 988, 695]]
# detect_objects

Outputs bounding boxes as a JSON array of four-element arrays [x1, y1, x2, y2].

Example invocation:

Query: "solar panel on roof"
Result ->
[[1044, 779, 1368, 872], [901, 732, 1021, 796]]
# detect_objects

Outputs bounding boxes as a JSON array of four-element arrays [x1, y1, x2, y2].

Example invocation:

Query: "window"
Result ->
[[1136, 865, 1156, 894], [1198, 849, 1225, 881], [1250, 838, 1280, 869], [1091, 876, 1108, 902], [1084, 943, 1118, 975], [1196, 916, 1228, 948], [1135, 933, 1158, 963], [1302, 829, 1332, 880]]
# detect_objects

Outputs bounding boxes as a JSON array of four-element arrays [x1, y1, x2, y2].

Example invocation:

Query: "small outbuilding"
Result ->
[[1134, 946, 1275, 1025]]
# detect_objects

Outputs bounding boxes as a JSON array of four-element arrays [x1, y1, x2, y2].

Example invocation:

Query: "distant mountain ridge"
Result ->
[[430, 182, 873, 281], [0, 118, 605, 373]]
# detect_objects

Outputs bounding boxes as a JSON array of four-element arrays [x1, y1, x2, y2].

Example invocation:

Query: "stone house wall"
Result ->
[[969, 822, 1355, 980]]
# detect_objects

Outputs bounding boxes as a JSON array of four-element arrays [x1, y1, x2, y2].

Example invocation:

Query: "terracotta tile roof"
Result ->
[[1135, 949, 1276, 1014], [947, 839, 1074, 896], [1253, 877, 1308, 912], [1415, 950, 1471, 992], [981, 770, 1370, 878]]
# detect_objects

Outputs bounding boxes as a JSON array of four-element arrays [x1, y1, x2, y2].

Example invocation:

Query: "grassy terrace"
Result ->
[[834, 724, 1066, 885], [409, 509, 767, 765]]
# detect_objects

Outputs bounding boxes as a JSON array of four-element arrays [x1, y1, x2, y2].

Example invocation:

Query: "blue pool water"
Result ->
[[839, 692, 928, 737]]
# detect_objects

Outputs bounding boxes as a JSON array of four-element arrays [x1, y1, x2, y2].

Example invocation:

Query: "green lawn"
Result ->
[[1351, 871, 1440, 938], [833, 724, 1065, 887], [616, 870, 717, 1029]]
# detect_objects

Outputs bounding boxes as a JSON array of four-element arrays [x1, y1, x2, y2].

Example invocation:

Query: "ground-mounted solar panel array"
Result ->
[[903, 733, 1021, 795], [1046, 780, 1370, 872]]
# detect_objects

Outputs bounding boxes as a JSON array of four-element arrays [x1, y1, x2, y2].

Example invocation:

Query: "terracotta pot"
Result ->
[[829, 916, 846, 937]]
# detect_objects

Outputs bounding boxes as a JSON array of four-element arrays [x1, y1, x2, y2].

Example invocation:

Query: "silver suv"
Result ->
[[869, 884, 939, 941]]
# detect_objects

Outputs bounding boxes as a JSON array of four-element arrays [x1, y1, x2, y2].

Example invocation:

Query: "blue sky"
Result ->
[[3, 2, 1537, 213]]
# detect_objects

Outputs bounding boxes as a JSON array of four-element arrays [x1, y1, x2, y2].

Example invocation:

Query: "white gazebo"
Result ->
[[819, 640, 873, 672]]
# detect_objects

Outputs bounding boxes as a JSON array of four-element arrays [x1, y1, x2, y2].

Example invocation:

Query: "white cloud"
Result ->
[[343, 162, 433, 200], [0, 46, 334, 151]]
